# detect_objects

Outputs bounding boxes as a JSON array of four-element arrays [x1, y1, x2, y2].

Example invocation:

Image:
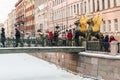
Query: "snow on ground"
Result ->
[[0, 53, 93, 80]]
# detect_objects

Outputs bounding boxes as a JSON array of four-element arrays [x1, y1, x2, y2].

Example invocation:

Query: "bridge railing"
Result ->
[[86, 41, 110, 52], [0, 38, 44, 47], [0, 38, 83, 47]]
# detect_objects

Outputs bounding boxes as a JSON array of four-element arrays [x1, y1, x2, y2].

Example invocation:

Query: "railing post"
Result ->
[[110, 41, 119, 55], [118, 43, 120, 53]]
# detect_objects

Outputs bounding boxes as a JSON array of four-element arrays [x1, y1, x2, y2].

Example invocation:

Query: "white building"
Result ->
[[3, 20, 9, 38], [35, 0, 48, 37], [7, 9, 16, 38]]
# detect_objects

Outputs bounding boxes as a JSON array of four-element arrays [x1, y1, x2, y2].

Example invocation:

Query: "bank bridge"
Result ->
[[0, 38, 120, 54]]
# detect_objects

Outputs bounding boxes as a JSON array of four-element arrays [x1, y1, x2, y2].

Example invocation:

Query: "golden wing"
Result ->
[[92, 14, 102, 32], [80, 15, 88, 32]]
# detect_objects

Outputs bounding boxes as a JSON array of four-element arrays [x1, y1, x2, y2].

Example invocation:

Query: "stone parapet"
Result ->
[[78, 52, 120, 80], [110, 41, 119, 55], [31, 51, 120, 80]]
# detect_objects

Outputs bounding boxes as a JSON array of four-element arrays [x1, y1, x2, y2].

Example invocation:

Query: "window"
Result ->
[[102, 0, 105, 9], [88, 0, 90, 13], [55, 0, 57, 6], [108, 0, 110, 8], [93, 0, 95, 12], [80, 3, 82, 14], [74, 5, 76, 13], [84, 2, 86, 13], [53, 1, 55, 6], [64, 25, 65, 30], [40, 24, 43, 31], [71, 5, 73, 16], [57, 0, 58, 5], [114, 19, 118, 31], [97, 0, 100, 11], [68, 7, 70, 17], [113, 0, 117, 7], [77, 4, 79, 14], [103, 21, 106, 32], [108, 20, 111, 31]]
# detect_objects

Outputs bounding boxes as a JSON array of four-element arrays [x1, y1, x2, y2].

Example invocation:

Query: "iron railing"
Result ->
[[0, 38, 83, 47], [86, 41, 110, 52]]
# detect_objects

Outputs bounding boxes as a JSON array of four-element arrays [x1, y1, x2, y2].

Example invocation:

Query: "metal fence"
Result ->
[[2, 38, 44, 47], [0, 38, 83, 47], [86, 41, 110, 52]]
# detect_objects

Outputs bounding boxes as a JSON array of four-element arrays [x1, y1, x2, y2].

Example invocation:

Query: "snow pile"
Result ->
[[0, 53, 93, 80]]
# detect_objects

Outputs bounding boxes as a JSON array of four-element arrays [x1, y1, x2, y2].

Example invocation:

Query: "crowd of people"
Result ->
[[47, 29, 81, 46], [99, 34, 117, 52]]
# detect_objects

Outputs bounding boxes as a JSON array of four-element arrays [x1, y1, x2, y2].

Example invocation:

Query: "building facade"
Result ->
[[24, 0, 35, 37], [48, 0, 120, 40], [35, 0, 48, 37], [8, 9, 16, 38], [3, 20, 9, 38], [15, 0, 35, 38], [15, 0, 25, 38]]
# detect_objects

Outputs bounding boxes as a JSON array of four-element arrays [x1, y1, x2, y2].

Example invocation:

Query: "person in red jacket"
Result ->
[[109, 35, 116, 42], [67, 30, 73, 46], [48, 31, 53, 46]]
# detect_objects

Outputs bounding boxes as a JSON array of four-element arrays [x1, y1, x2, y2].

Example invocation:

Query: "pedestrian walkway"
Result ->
[[0, 53, 93, 80]]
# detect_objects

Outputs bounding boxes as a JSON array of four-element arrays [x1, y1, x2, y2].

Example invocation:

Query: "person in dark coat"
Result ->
[[104, 35, 109, 52], [15, 28, 21, 47], [74, 30, 80, 46], [1, 28, 6, 47], [53, 31, 59, 46], [99, 34, 104, 51]]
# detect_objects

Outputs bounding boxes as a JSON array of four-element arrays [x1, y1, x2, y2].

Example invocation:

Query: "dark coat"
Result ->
[[74, 31, 80, 39], [15, 29, 20, 39], [1, 28, 6, 42]]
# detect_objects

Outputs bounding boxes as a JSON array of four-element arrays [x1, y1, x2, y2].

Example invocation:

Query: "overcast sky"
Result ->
[[0, 0, 18, 23]]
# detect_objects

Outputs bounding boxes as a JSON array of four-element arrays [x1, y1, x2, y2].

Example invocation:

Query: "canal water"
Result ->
[[0, 53, 93, 80]]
